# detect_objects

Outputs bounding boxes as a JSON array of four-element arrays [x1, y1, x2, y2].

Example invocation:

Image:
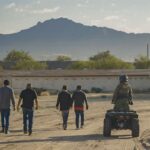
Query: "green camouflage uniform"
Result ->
[[112, 82, 133, 111]]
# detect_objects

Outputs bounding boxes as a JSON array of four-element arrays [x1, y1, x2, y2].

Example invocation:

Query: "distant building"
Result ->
[[44, 61, 76, 69], [0, 61, 75, 70], [0, 69, 149, 93]]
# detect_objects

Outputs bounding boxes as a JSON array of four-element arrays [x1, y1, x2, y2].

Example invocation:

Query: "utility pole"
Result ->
[[147, 43, 149, 69], [147, 43, 149, 60]]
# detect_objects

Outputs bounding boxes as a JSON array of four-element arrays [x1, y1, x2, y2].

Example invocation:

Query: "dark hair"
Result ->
[[77, 85, 81, 90], [26, 83, 31, 89], [4, 80, 10, 85], [62, 85, 67, 90]]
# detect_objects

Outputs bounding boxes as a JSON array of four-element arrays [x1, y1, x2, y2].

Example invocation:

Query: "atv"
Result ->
[[103, 109, 139, 137]]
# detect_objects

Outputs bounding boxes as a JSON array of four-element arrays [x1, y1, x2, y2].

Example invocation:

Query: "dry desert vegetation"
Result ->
[[0, 93, 150, 150]]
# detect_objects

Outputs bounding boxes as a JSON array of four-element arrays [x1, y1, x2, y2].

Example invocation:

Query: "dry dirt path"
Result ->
[[0, 94, 149, 150]]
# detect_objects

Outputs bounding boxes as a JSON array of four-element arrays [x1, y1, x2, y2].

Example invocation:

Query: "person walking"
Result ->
[[72, 85, 88, 129], [0, 80, 15, 134], [17, 83, 38, 135], [56, 85, 72, 130]]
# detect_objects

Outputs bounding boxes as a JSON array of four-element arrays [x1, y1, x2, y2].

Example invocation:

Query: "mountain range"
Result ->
[[0, 17, 150, 61]]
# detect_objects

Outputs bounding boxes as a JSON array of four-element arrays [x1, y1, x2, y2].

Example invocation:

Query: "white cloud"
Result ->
[[77, 0, 89, 8], [77, 3, 83, 7], [104, 16, 119, 21], [31, 7, 60, 14], [146, 17, 150, 22], [90, 19, 102, 26], [111, 3, 116, 7], [5, 2, 16, 9], [37, 1, 41, 4], [14, 6, 60, 14], [85, 0, 89, 4]]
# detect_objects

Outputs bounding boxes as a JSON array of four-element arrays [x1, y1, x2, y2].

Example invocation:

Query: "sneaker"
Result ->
[[0, 128, 5, 133], [24, 130, 27, 134], [63, 124, 67, 130], [28, 131, 32, 136], [5, 129, 10, 134]]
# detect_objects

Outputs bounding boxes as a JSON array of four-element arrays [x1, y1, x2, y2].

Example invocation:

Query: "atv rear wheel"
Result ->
[[131, 118, 139, 137], [103, 118, 111, 137]]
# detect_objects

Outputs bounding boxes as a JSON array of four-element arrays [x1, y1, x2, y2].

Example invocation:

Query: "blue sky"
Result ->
[[1, 0, 150, 34]]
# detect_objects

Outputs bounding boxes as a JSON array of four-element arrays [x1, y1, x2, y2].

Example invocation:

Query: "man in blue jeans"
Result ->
[[0, 80, 15, 134], [56, 85, 72, 130], [72, 85, 88, 129], [17, 83, 38, 135]]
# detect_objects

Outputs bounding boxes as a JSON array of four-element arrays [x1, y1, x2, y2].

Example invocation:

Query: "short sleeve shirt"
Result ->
[[20, 89, 37, 109]]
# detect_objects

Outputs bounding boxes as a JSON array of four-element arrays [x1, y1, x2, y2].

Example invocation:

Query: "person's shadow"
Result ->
[[0, 133, 132, 144]]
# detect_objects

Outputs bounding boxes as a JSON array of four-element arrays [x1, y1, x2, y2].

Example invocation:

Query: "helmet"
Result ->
[[119, 75, 128, 82]]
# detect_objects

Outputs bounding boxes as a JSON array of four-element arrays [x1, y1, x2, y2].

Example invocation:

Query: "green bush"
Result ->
[[91, 87, 103, 93]]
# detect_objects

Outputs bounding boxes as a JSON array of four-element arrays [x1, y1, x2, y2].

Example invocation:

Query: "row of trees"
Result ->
[[72, 51, 150, 69], [2, 50, 47, 70], [0, 49, 150, 70], [71, 51, 133, 69]]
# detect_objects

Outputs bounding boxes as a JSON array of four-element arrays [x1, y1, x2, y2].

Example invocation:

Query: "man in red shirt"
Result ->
[[72, 85, 88, 129]]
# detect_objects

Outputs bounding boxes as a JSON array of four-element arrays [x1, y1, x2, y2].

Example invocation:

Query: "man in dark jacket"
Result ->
[[0, 80, 15, 134], [56, 85, 72, 130], [17, 83, 38, 135], [72, 85, 88, 129]]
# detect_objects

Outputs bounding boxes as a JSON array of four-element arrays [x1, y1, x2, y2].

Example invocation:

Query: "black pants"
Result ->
[[75, 110, 84, 128], [61, 110, 69, 129], [1, 109, 10, 130], [23, 108, 33, 133]]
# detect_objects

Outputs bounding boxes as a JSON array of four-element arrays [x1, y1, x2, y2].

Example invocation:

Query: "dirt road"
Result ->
[[0, 94, 149, 150]]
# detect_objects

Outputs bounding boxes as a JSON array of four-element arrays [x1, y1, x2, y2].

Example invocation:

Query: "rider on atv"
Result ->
[[112, 74, 133, 111]]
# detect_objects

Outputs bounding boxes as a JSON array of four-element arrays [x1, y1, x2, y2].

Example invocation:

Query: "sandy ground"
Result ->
[[0, 93, 150, 150]]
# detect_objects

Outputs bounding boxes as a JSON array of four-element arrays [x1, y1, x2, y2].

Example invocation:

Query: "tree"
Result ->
[[71, 51, 133, 69], [4, 49, 47, 70], [89, 50, 110, 61], [134, 55, 150, 69], [56, 55, 72, 61], [4, 49, 33, 62]]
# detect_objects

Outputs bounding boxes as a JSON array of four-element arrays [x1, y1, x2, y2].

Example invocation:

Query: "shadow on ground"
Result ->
[[0, 133, 133, 144]]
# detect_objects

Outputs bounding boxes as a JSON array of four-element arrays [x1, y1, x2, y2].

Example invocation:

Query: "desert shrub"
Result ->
[[33, 87, 47, 96], [91, 87, 103, 93]]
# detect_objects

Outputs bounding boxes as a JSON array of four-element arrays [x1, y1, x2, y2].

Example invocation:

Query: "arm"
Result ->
[[69, 93, 73, 108], [56, 93, 60, 109], [10, 89, 16, 111], [112, 85, 120, 104], [34, 90, 38, 110], [84, 93, 88, 110], [71, 93, 75, 107], [128, 86, 133, 105], [17, 97, 22, 111], [35, 98, 38, 110]]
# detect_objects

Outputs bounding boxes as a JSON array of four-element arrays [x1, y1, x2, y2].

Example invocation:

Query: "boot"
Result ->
[[0, 127, 5, 133]]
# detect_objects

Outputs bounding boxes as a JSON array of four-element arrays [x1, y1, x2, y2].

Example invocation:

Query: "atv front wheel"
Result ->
[[103, 118, 111, 137], [131, 118, 139, 137]]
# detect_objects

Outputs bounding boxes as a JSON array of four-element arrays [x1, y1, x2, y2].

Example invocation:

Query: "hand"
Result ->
[[112, 101, 115, 104], [35, 105, 38, 110], [13, 106, 16, 111], [86, 105, 88, 110], [129, 101, 133, 105], [17, 106, 19, 112]]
